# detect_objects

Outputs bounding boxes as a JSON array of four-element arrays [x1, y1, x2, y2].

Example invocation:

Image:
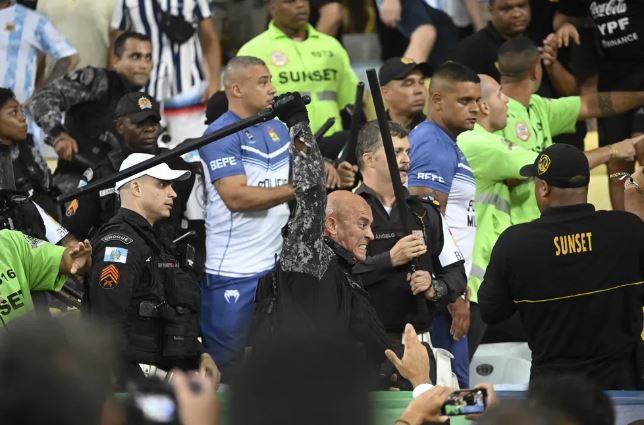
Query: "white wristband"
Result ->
[[412, 383, 434, 398]]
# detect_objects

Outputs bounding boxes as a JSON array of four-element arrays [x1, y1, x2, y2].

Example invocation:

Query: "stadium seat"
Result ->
[[469, 342, 532, 387]]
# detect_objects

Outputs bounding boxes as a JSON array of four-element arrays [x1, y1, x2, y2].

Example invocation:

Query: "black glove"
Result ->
[[272, 92, 309, 128]]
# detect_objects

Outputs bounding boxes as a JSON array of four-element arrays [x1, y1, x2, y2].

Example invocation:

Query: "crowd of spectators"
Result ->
[[0, 0, 643, 424]]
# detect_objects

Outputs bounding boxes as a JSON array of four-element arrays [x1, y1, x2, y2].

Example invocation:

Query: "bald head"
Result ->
[[479, 74, 499, 101], [325, 191, 368, 220], [325, 191, 374, 262], [476, 74, 508, 132], [223, 56, 267, 93]]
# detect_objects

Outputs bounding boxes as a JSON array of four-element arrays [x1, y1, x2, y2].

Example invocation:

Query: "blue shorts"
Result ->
[[200, 272, 266, 373]]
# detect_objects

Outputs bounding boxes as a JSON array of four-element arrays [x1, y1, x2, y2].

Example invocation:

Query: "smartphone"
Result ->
[[440, 388, 487, 416]]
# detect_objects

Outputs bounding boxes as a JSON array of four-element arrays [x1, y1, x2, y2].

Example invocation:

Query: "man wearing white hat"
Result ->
[[85, 153, 219, 386]]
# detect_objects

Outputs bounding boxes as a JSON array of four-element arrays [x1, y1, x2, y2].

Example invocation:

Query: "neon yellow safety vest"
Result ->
[[238, 22, 360, 135], [497, 95, 581, 225], [458, 124, 537, 301]]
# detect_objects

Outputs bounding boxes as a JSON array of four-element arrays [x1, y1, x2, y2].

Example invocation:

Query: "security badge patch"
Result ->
[[104, 247, 128, 263], [537, 154, 551, 175], [138, 96, 152, 110], [270, 51, 288, 67], [515, 122, 530, 141], [99, 265, 119, 289]]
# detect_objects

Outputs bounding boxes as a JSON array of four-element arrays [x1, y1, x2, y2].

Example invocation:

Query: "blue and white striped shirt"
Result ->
[[408, 120, 477, 277], [0, 4, 76, 102], [111, 0, 212, 102], [199, 112, 291, 278]]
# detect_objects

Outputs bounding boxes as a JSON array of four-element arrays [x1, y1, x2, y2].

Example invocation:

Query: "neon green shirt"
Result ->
[[0, 229, 66, 324], [238, 22, 360, 135], [497, 95, 581, 224], [458, 124, 538, 302]]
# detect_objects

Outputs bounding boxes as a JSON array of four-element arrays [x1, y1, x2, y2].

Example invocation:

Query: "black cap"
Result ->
[[520, 144, 590, 188], [205, 91, 228, 125], [114, 92, 161, 123], [378, 57, 432, 86]]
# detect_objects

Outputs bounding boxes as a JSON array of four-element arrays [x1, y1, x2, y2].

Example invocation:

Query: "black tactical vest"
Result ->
[[64, 71, 133, 168]]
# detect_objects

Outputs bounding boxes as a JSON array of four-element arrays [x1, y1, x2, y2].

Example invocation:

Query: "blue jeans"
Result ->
[[431, 310, 469, 388], [200, 273, 264, 379]]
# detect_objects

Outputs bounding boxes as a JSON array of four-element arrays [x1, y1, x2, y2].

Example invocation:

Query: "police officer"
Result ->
[[30, 32, 153, 192], [63, 92, 205, 277], [86, 153, 218, 384], [478, 143, 644, 390], [352, 120, 467, 386]]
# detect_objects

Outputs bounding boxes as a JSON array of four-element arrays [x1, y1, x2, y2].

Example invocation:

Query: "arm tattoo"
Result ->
[[598, 92, 615, 116]]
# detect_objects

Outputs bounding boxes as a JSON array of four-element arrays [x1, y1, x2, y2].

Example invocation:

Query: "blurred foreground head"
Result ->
[[0, 317, 115, 425], [477, 400, 566, 425], [528, 374, 615, 425], [231, 330, 372, 425]]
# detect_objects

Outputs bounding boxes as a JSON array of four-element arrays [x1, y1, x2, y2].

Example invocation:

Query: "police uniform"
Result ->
[[478, 144, 644, 390], [64, 92, 205, 276], [31, 67, 141, 185], [353, 184, 467, 335], [86, 158, 203, 383]]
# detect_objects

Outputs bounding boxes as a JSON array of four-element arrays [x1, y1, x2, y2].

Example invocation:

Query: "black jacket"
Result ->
[[354, 184, 467, 333], [86, 208, 203, 381], [479, 204, 644, 390], [257, 123, 390, 365]]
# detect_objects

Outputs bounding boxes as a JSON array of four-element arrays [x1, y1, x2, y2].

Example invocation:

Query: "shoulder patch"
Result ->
[[66, 67, 96, 85], [99, 188, 115, 198], [100, 234, 133, 244], [81, 168, 94, 184], [103, 246, 129, 263], [65, 199, 79, 217], [22, 234, 46, 248], [99, 265, 119, 289]]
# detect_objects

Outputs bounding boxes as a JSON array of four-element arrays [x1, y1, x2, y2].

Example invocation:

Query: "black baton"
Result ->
[[365, 69, 429, 317], [58, 95, 312, 203]]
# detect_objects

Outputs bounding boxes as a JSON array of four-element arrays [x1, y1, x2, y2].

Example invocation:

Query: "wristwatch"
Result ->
[[429, 279, 448, 302]]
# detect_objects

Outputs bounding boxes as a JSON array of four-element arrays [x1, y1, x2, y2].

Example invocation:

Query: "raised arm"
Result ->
[[273, 94, 330, 279]]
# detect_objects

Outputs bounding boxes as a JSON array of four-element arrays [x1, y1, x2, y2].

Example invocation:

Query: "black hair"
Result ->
[[476, 400, 566, 425], [113, 31, 151, 58], [432, 61, 480, 85], [356, 120, 408, 169], [0, 87, 16, 109], [527, 374, 615, 425], [498, 35, 540, 80], [0, 317, 115, 425], [231, 331, 372, 425]]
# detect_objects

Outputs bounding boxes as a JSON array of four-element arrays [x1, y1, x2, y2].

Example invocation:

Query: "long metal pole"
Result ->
[[57, 96, 311, 203]]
